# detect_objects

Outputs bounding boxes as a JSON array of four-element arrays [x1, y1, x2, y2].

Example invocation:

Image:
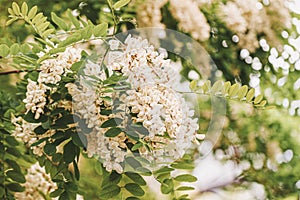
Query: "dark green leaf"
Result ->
[[104, 127, 123, 137], [44, 143, 56, 155], [72, 132, 87, 148], [50, 188, 63, 198], [6, 170, 26, 183], [6, 183, 25, 192], [5, 159, 21, 172], [125, 172, 146, 186], [125, 183, 145, 196], [5, 136, 19, 146], [99, 184, 121, 199], [58, 191, 70, 200], [156, 166, 175, 174], [101, 118, 123, 128], [63, 141, 76, 164], [34, 125, 48, 135], [126, 197, 140, 200], [73, 161, 80, 180]]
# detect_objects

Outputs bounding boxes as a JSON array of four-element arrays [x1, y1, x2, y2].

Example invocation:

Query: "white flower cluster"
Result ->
[[23, 79, 48, 120], [220, 0, 291, 52], [38, 47, 82, 84], [67, 36, 199, 173], [14, 163, 57, 200], [66, 61, 127, 174], [136, 0, 167, 28], [23, 47, 82, 119], [125, 85, 199, 161], [108, 36, 199, 165], [136, 0, 211, 41], [11, 116, 54, 156], [169, 0, 211, 41]]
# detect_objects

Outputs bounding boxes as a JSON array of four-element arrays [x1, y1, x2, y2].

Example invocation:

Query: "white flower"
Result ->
[[169, 0, 210, 41], [23, 79, 48, 119], [14, 163, 57, 200], [38, 47, 82, 84]]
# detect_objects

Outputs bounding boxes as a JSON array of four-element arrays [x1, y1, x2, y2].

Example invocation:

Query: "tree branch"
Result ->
[[0, 69, 41, 76]]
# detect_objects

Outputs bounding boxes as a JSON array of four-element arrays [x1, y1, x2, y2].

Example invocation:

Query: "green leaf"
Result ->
[[6, 18, 17, 26], [72, 132, 87, 148], [51, 12, 68, 31], [10, 43, 19, 55], [176, 186, 195, 191], [73, 161, 80, 180], [6, 183, 25, 192], [125, 183, 145, 196], [44, 143, 56, 155], [113, 0, 131, 10], [104, 127, 123, 137], [6, 170, 26, 183], [101, 118, 123, 128], [27, 6, 38, 20], [12, 2, 21, 16], [34, 125, 48, 135], [254, 94, 263, 104], [211, 80, 223, 94], [58, 33, 82, 48], [67, 9, 80, 29], [136, 167, 152, 176], [246, 88, 255, 102], [171, 162, 194, 169], [32, 13, 44, 24], [36, 22, 50, 33], [93, 23, 108, 37], [125, 172, 146, 186], [131, 142, 143, 151], [126, 197, 140, 200], [228, 83, 240, 98], [63, 141, 76, 164], [5, 159, 21, 172], [0, 44, 10, 57], [237, 85, 248, 100], [174, 174, 197, 182], [5, 136, 19, 146], [41, 28, 55, 38], [160, 179, 174, 194], [50, 188, 63, 198], [58, 191, 70, 200], [155, 166, 175, 174], [99, 184, 121, 199], [21, 2, 28, 16]]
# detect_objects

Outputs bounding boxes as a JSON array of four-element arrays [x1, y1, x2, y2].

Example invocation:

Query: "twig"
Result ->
[[0, 69, 41, 76]]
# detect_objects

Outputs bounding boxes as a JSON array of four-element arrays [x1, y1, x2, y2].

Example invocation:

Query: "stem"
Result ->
[[0, 69, 41, 76], [107, 0, 118, 34]]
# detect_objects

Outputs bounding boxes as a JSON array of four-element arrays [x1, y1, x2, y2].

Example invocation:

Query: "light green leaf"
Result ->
[[12, 2, 21, 16], [254, 94, 263, 104], [8, 8, 14, 16], [10, 43, 20, 55], [51, 12, 68, 31], [113, 0, 131, 10], [176, 186, 195, 191], [27, 6, 38, 20], [0, 44, 10, 57], [67, 9, 81, 29], [41, 29, 55, 38], [93, 23, 108, 37], [238, 85, 248, 100], [21, 2, 28, 16], [36, 22, 50, 33], [160, 179, 174, 194], [6, 17, 17, 26], [211, 80, 223, 94], [246, 88, 255, 102], [32, 13, 43, 24], [228, 83, 240, 97], [174, 174, 197, 182]]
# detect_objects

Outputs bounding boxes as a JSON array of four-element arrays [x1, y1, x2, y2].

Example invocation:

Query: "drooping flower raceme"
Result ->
[[14, 163, 57, 200], [67, 35, 199, 172]]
